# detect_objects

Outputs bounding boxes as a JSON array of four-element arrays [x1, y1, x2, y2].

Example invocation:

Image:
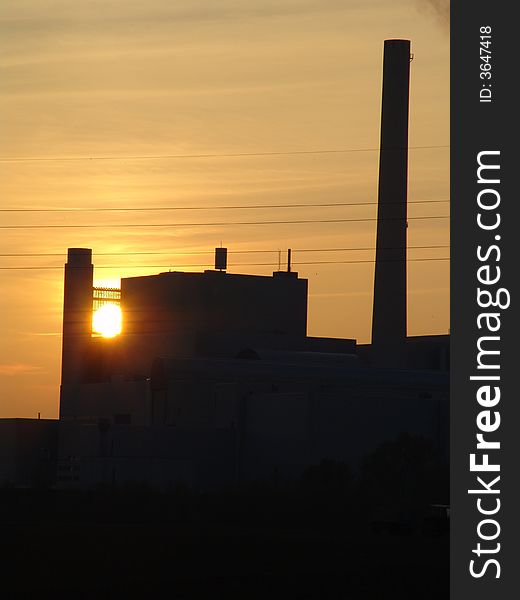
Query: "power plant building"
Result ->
[[53, 237, 448, 489], [0, 39, 450, 490]]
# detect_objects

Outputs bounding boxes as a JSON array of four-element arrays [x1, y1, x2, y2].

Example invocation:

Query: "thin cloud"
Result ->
[[0, 363, 45, 376], [0, 1, 374, 28], [25, 332, 61, 337]]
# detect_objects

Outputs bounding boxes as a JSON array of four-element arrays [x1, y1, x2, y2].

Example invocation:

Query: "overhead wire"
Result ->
[[0, 142, 449, 269], [0, 257, 450, 271], [0, 244, 450, 258], [0, 215, 449, 230], [0, 198, 449, 213], [0, 144, 450, 163]]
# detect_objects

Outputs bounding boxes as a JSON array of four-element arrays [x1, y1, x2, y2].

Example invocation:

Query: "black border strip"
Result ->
[[451, 2, 517, 597]]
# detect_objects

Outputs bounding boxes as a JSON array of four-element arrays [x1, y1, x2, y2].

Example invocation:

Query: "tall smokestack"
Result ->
[[60, 248, 93, 418], [371, 39, 411, 362]]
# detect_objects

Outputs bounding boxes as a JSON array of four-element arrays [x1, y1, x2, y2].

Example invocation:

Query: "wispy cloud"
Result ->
[[0, 0, 372, 26], [23, 332, 61, 337], [0, 363, 45, 376]]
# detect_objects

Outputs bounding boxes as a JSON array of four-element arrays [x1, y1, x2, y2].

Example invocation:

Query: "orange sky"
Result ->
[[0, 0, 449, 418]]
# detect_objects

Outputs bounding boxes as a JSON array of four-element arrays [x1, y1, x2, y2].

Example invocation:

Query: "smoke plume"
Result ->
[[416, 0, 450, 32]]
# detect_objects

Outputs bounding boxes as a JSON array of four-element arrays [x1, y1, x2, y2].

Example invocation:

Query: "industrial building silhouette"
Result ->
[[0, 40, 449, 490]]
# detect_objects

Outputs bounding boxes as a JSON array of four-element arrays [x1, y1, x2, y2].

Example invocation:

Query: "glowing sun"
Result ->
[[92, 304, 122, 338]]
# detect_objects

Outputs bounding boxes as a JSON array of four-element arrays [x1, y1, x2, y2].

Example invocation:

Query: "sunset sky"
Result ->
[[0, 0, 449, 418]]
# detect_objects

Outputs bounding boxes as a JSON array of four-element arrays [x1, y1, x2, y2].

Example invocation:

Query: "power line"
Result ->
[[0, 145, 449, 163], [0, 245, 450, 258], [295, 244, 450, 253], [0, 199, 449, 213], [0, 258, 450, 270], [0, 215, 449, 230]]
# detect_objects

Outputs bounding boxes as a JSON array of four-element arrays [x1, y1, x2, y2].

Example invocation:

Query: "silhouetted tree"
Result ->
[[357, 433, 448, 511], [300, 459, 352, 497]]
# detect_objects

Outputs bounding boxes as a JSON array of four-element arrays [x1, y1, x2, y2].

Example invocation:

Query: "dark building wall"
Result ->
[[358, 335, 450, 371], [122, 270, 307, 337], [53, 350, 449, 490], [148, 356, 449, 484], [404, 335, 450, 371], [0, 419, 58, 488], [195, 331, 356, 359], [119, 269, 308, 376], [60, 379, 150, 425], [56, 423, 236, 489]]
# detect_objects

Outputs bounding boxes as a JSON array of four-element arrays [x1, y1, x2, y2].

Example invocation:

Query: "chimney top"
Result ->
[[67, 248, 92, 265]]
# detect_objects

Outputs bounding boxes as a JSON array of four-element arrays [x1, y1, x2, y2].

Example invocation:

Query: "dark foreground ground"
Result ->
[[1, 485, 448, 600], [2, 439, 449, 598]]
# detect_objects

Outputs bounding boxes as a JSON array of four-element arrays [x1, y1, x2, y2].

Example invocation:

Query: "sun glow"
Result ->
[[92, 304, 122, 338]]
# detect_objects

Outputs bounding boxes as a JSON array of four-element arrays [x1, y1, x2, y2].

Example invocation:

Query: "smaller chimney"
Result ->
[[215, 247, 227, 271], [60, 248, 94, 418]]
